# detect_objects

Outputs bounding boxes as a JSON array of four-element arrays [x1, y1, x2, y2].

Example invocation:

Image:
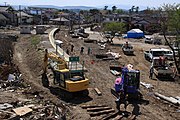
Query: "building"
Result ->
[[0, 13, 8, 26], [0, 6, 17, 26], [50, 17, 70, 25], [17, 11, 34, 25]]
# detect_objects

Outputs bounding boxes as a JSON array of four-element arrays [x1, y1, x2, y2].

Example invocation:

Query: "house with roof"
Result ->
[[17, 11, 34, 25], [0, 5, 17, 25], [50, 17, 70, 25], [26, 7, 58, 24], [0, 13, 8, 26], [104, 14, 130, 23]]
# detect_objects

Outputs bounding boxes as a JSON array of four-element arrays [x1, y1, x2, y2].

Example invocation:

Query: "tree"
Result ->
[[103, 22, 125, 33], [135, 6, 139, 13], [112, 6, 117, 12], [131, 6, 135, 12], [159, 4, 180, 75], [103, 22, 125, 42], [129, 9, 132, 14], [89, 9, 99, 15], [104, 6, 108, 10], [89, 9, 101, 24], [115, 9, 124, 14]]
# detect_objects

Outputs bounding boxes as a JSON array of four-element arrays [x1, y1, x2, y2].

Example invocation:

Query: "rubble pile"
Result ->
[[0, 65, 66, 120]]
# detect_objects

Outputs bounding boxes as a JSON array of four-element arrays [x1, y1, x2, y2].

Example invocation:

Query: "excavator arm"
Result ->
[[42, 49, 68, 87], [43, 49, 68, 74]]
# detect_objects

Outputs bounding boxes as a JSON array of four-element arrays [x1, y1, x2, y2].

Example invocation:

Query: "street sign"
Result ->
[[69, 56, 79, 62]]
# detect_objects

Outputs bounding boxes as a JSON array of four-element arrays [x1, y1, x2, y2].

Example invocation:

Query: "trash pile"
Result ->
[[0, 100, 66, 120], [0, 64, 66, 120], [0, 65, 22, 91], [106, 50, 121, 59]]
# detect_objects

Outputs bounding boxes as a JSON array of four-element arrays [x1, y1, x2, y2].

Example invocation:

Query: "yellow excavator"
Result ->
[[42, 49, 89, 98]]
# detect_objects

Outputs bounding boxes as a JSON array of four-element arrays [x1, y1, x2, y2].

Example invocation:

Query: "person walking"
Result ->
[[149, 65, 154, 79], [87, 47, 91, 55], [71, 44, 74, 52], [80, 47, 84, 54], [66, 48, 69, 55]]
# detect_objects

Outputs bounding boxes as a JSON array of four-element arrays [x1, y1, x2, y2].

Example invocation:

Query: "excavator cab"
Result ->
[[42, 49, 89, 95], [121, 67, 140, 94], [53, 69, 85, 88]]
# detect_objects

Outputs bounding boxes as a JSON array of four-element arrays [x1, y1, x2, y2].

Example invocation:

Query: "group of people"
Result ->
[[66, 44, 92, 55]]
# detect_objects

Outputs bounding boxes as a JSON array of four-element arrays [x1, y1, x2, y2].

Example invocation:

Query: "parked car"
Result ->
[[144, 48, 173, 61]]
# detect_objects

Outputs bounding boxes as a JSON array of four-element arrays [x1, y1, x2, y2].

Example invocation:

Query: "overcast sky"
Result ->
[[0, 0, 179, 7]]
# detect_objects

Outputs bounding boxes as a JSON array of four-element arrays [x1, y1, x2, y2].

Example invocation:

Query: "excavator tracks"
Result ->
[[81, 104, 136, 120]]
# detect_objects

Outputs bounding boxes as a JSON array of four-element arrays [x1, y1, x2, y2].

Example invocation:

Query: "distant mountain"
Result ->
[[10, 4, 149, 11], [12, 5, 95, 10]]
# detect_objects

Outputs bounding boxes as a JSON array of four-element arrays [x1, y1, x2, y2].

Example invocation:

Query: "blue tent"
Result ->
[[127, 29, 144, 38]]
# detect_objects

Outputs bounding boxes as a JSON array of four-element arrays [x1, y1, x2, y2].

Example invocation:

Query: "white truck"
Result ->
[[144, 48, 173, 61], [172, 41, 180, 57]]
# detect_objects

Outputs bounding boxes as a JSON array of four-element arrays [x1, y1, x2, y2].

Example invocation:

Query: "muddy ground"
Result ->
[[0, 28, 179, 120], [55, 30, 180, 120]]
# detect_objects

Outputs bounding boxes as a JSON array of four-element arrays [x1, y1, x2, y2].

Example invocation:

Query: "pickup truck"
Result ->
[[144, 48, 173, 61]]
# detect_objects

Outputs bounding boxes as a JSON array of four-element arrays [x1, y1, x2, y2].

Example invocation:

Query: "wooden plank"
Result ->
[[111, 88, 119, 99], [112, 115, 123, 120], [101, 112, 119, 120], [94, 88, 102, 96], [127, 114, 136, 120], [154, 92, 180, 105], [81, 104, 107, 109], [89, 109, 115, 117], [13, 106, 32, 116], [87, 106, 112, 112]]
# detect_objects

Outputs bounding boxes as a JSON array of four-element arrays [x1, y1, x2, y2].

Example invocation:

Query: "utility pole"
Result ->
[[19, 5, 21, 26], [78, 12, 80, 28], [59, 12, 62, 30], [40, 9, 43, 25]]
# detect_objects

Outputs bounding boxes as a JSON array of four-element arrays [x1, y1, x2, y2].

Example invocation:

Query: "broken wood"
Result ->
[[81, 104, 107, 109], [110, 70, 120, 76], [94, 88, 102, 96], [87, 106, 111, 112], [112, 115, 123, 120], [140, 82, 153, 89], [128, 114, 136, 120], [89, 109, 115, 117], [154, 92, 180, 105], [111, 88, 119, 99], [101, 112, 119, 120]]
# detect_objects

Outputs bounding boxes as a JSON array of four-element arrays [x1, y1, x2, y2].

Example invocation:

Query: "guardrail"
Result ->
[[48, 28, 69, 61]]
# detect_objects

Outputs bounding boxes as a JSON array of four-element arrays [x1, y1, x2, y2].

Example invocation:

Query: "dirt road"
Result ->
[[9, 28, 180, 120], [56, 30, 180, 120]]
